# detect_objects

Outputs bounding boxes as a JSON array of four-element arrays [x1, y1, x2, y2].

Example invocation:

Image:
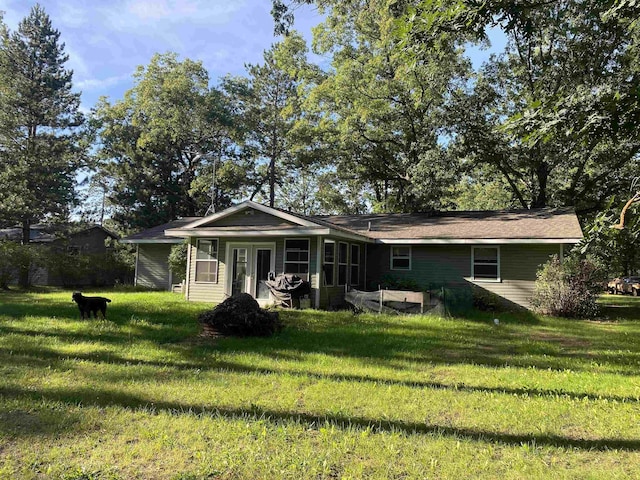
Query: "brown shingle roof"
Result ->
[[312, 208, 583, 240], [121, 217, 202, 242]]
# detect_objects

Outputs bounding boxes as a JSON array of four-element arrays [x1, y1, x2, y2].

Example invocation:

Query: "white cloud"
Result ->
[[76, 74, 130, 91], [101, 0, 246, 30], [56, 3, 89, 28]]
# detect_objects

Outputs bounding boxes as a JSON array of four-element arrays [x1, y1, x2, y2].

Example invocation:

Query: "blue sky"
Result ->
[[0, 1, 506, 114], [0, 0, 324, 112]]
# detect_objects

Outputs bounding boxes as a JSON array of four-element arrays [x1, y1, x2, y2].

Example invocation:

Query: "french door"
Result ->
[[226, 243, 276, 305]]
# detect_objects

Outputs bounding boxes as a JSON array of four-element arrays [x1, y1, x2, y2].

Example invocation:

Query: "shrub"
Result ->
[[0, 241, 44, 288], [531, 255, 606, 318], [168, 242, 188, 282], [198, 293, 281, 337], [377, 274, 422, 292]]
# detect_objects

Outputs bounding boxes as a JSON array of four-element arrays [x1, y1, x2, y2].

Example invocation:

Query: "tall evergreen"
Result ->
[[0, 4, 84, 285]]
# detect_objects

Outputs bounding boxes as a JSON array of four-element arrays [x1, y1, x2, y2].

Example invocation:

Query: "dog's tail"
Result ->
[[106, 298, 112, 303]]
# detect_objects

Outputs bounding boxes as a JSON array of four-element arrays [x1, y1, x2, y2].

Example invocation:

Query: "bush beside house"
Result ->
[[531, 255, 606, 318]]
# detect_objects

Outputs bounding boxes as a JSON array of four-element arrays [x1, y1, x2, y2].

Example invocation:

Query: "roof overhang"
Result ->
[[165, 227, 372, 243], [375, 238, 583, 245], [119, 238, 184, 244], [185, 200, 320, 229]]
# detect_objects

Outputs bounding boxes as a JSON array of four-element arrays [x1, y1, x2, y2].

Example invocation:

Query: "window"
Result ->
[[323, 240, 335, 286], [391, 246, 411, 270], [472, 247, 500, 281], [350, 244, 360, 286], [338, 242, 348, 286], [285, 239, 309, 275], [195, 239, 218, 282]]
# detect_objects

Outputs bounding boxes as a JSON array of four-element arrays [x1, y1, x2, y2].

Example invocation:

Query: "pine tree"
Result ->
[[0, 5, 84, 285]]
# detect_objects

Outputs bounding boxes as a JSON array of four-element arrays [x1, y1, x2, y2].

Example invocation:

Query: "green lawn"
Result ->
[[1, 290, 639, 479]]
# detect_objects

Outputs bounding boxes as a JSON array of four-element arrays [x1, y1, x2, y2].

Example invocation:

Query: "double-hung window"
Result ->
[[284, 239, 310, 276], [350, 244, 360, 286], [391, 246, 411, 270], [338, 242, 348, 286], [472, 247, 500, 281], [195, 239, 218, 282], [323, 240, 335, 286]]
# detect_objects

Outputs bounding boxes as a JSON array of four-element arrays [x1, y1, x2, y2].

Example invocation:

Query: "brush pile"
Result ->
[[198, 293, 281, 337]]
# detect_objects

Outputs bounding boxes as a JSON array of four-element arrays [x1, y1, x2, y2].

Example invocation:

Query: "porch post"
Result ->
[[316, 236, 322, 308]]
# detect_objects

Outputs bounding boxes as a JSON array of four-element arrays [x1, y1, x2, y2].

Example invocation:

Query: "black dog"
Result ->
[[72, 292, 111, 319]]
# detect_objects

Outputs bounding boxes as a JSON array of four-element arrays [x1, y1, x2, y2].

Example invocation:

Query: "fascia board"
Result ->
[[375, 238, 583, 245]]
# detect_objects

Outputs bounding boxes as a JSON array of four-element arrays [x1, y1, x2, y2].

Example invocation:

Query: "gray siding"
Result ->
[[186, 236, 320, 305], [137, 244, 172, 290], [366, 243, 560, 308], [473, 244, 559, 307], [212, 209, 296, 228]]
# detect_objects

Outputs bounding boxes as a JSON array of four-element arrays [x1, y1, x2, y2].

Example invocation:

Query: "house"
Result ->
[[120, 217, 200, 290], [0, 224, 119, 286], [154, 201, 583, 309]]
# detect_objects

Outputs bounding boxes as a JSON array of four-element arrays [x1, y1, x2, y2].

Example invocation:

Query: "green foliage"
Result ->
[[92, 53, 242, 230], [232, 32, 320, 208], [531, 255, 607, 318], [40, 243, 134, 287], [580, 199, 640, 276], [0, 241, 44, 288], [0, 241, 22, 288], [303, 0, 468, 212], [168, 242, 188, 282], [377, 274, 423, 292], [0, 5, 84, 232]]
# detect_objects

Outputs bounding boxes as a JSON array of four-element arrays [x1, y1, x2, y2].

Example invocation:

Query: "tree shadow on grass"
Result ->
[[1, 384, 639, 452], [2, 345, 639, 405], [0, 406, 84, 438]]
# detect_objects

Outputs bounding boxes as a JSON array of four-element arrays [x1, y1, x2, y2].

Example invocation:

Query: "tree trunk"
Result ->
[[269, 155, 276, 208], [532, 163, 549, 208], [19, 218, 30, 288]]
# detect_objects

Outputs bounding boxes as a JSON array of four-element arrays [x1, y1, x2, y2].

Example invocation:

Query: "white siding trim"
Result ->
[[377, 238, 582, 245], [316, 236, 322, 308], [167, 228, 330, 237], [134, 244, 139, 287], [185, 240, 192, 299], [120, 239, 183, 244], [182, 201, 319, 229]]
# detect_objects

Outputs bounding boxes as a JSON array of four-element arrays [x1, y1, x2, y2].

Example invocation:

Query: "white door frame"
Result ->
[[225, 242, 276, 305]]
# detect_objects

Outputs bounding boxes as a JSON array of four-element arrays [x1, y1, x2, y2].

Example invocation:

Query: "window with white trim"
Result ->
[[350, 244, 360, 286], [338, 242, 348, 286], [472, 247, 500, 281], [391, 246, 411, 270], [284, 239, 309, 275], [323, 240, 335, 286], [195, 239, 218, 282]]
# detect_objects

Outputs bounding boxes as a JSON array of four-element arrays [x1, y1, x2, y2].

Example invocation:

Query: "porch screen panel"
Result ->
[[323, 240, 335, 286], [284, 239, 310, 275], [350, 244, 360, 286], [338, 242, 348, 286]]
